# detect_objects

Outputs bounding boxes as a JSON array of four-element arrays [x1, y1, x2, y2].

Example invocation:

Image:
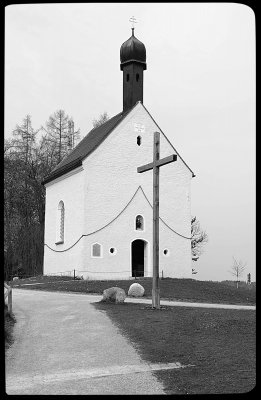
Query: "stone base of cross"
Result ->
[[137, 132, 177, 309]]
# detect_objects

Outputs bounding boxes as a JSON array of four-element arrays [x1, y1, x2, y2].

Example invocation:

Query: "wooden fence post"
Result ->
[[8, 288, 12, 314], [4, 283, 12, 314]]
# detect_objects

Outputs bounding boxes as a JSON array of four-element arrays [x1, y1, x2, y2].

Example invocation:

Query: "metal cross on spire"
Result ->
[[129, 16, 137, 33]]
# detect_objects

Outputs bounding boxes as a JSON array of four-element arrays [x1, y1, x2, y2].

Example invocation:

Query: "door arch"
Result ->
[[131, 239, 148, 277]]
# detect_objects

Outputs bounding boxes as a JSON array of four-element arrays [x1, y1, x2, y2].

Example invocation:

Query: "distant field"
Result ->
[[9, 275, 256, 305]]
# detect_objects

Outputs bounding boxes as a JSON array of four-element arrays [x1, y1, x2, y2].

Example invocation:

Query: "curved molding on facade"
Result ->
[[44, 185, 191, 253]]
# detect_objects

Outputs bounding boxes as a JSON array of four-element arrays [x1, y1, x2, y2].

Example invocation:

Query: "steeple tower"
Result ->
[[120, 22, 147, 112]]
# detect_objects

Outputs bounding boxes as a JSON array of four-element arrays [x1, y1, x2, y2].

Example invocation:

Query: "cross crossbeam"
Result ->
[[137, 154, 177, 174], [137, 132, 177, 309]]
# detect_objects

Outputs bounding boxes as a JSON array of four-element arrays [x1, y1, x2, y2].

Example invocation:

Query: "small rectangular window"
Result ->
[[92, 243, 102, 257]]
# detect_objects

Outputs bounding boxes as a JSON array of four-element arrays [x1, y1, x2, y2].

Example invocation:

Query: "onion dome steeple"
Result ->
[[120, 22, 147, 112], [120, 28, 147, 70]]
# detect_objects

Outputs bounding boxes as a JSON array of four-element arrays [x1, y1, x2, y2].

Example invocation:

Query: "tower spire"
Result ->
[[120, 20, 147, 111], [129, 16, 137, 35]]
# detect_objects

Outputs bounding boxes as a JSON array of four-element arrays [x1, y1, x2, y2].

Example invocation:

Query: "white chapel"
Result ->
[[42, 28, 195, 280]]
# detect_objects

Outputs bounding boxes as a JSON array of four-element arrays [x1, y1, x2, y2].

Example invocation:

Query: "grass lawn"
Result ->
[[94, 301, 256, 394], [7, 276, 256, 393], [9, 276, 256, 305]]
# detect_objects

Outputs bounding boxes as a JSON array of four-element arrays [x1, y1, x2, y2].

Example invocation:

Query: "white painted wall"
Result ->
[[43, 167, 85, 276], [43, 103, 193, 279]]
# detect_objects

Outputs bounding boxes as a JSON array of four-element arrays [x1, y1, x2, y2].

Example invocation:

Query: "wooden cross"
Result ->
[[137, 132, 177, 309]]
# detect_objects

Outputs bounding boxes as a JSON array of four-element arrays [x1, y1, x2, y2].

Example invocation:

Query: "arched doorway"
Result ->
[[131, 239, 147, 277]]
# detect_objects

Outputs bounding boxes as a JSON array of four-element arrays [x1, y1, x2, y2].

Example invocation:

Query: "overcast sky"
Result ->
[[5, 3, 256, 282]]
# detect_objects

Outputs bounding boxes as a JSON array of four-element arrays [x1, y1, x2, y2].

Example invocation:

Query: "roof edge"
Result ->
[[140, 103, 196, 178], [41, 159, 82, 186], [79, 108, 133, 165], [41, 104, 138, 186]]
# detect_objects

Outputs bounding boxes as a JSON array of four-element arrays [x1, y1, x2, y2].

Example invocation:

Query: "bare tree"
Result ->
[[230, 257, 247, 288], [4, 111, 81, 280], [10, 115, 37, 162], [4, 115, 42, 278], [191, 216, 208, 268], [43, 110, 80, 164], [92, 111, 109, 128]]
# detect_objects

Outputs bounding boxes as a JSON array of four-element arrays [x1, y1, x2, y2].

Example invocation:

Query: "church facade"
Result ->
[[42, 28, 195, 280]]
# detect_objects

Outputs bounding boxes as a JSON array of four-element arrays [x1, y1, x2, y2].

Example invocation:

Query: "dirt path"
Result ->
[[5, 289, 166, 395]]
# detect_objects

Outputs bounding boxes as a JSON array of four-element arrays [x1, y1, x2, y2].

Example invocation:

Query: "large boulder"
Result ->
[[128, 283, 145, 297], [101, 287, 126, 303]]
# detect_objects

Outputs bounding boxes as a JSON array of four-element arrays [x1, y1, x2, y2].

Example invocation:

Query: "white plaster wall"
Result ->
[[43, 168, 84, 276], [79, 188, 152, 280], [80, 103, 192, 279], [43, 103, 193, 279], [77, 187, 191, 280]]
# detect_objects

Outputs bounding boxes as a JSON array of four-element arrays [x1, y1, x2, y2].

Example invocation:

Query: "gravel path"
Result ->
[[6, 288, 254, 394], [5, 289, 166, 395], [126, 297, 256, 310]]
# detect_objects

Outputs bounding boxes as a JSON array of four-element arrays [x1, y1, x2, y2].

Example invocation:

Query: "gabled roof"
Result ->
[[42, 109, 131, 185], [141, 104, 196, 178], [42, 102, 195, 185]]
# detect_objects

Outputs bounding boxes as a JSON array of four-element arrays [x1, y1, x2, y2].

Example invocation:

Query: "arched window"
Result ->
[[135, 215, 144, 231], [92, 243, 102, 258], [137, 136, 142, 146], [56, 201, 65, 243]]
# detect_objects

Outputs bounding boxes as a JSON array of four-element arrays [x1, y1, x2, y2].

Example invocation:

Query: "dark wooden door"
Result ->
[[132, 239, 144, 277]]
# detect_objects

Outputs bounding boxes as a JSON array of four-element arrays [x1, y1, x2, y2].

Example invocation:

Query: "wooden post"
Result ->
[[152, 132, 160, 309], [8, 288, 12, 314], [74, 269, 75, 280], [137, 132, 177, 310], [4, 283, 12, 314]]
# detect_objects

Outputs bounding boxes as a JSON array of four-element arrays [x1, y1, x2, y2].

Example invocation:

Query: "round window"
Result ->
[[163, 249, 169, 256], [109, 247, 116, 255]]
